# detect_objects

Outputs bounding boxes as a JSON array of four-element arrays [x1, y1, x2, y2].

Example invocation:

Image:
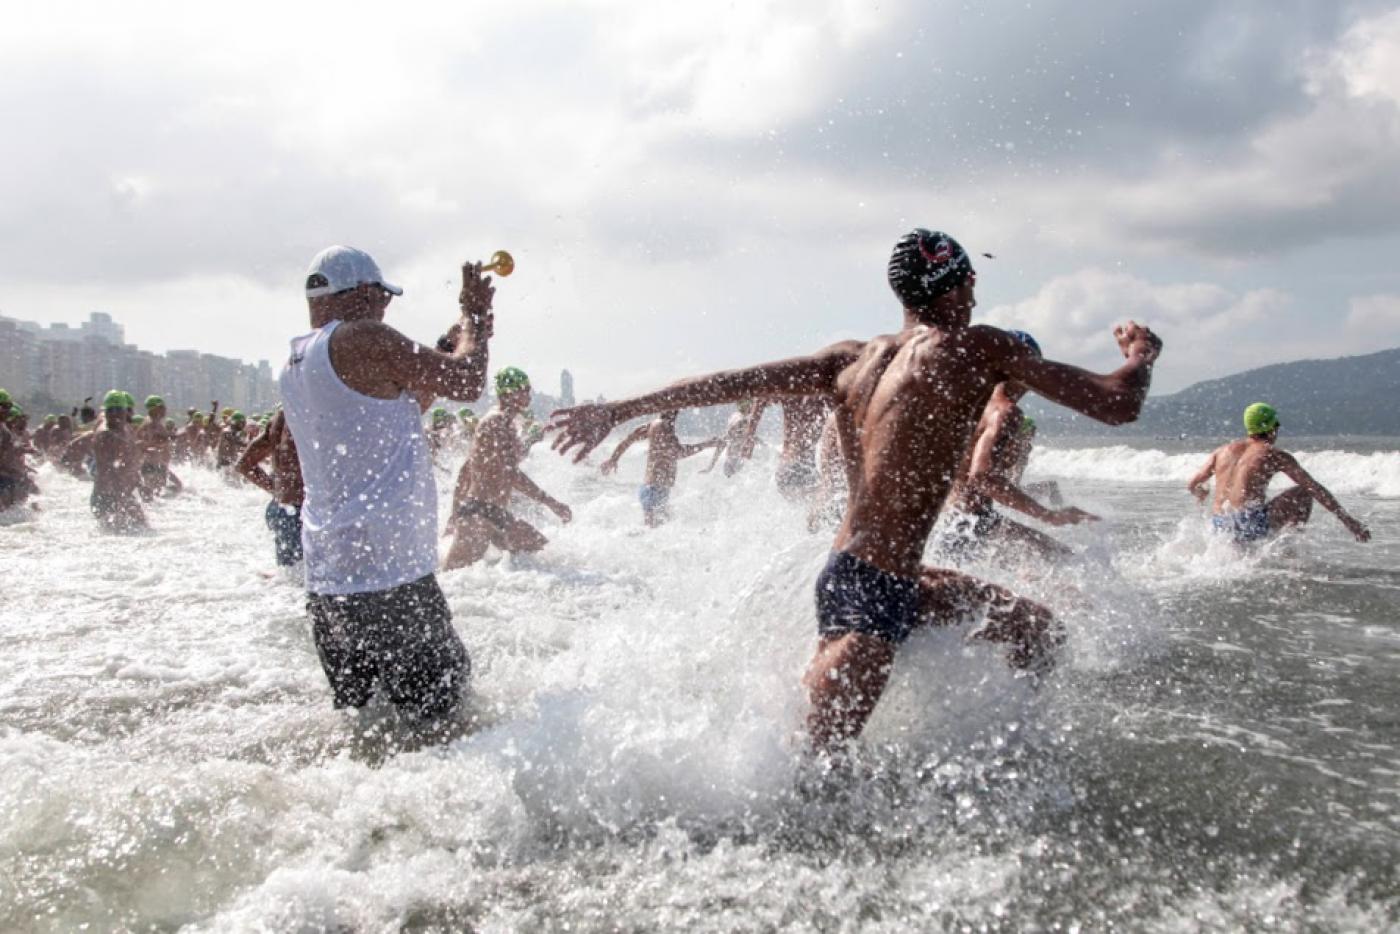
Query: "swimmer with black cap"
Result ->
[[1188, 402, 1370, 545], [938, 330, 1098, 564], [550, 227, 1163, 754]]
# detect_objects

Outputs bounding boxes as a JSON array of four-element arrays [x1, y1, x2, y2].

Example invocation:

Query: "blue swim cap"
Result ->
[[1007, 330, 1042, 357]]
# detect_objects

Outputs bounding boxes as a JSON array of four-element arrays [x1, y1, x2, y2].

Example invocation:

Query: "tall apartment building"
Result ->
[[0, 311, 277, 414]]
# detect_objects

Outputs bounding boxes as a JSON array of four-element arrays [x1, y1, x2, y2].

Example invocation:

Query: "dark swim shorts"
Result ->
[[456, 498, 512, 530], [306, 574, 471, 720], [815, 551, 921, 645], [264, 500, 304, 566]]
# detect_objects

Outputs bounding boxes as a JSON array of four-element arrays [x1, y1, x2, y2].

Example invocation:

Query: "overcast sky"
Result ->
[[4, 0, 1400, 399]]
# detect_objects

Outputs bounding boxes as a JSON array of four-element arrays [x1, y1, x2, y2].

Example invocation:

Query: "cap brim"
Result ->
[[381, 281, 403, 296]]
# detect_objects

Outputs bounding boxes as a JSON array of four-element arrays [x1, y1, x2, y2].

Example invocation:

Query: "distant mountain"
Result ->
[[1027, 347, 1400, 437]]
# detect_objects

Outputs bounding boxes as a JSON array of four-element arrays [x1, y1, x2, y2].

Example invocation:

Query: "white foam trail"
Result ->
[[1030, 445, 1400, 497]]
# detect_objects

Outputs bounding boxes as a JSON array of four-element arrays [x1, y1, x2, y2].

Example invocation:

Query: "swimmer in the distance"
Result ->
[[599, 410, 722, 526], [1188, 402, 1370, 545]]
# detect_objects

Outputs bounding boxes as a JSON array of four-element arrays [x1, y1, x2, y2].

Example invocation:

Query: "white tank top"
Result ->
[[278, 320, 438, 595]]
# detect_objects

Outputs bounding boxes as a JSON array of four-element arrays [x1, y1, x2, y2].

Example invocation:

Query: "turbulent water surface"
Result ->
[[2, 438, 1398, 932]]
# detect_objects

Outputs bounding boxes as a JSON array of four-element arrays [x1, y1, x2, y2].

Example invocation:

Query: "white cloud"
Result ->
[[981, 269, 1292, 389], [1345, 293, 1400, 333]]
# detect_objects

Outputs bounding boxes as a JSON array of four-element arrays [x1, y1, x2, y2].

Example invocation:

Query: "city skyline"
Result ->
[[0, 310, 276, 416]]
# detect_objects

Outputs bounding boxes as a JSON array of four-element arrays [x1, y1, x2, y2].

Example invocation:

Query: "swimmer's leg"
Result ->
[[501, 516, 548, 554], [918, 567, 1064, 674], [1267, 486, 1312, 533], [802, 633, 897, 753], [443, 515, 493, 569]]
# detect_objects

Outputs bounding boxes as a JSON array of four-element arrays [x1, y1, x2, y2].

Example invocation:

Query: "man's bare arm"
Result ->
[[601, 424, 651, 473], [511, 468, 570, 520], [1187, 451, 1216, 502], [235, 418, 280, 495], [1277, 453, 1371, 541], [550, 340, 863, 462], [997, 322, 1160, 426], [678, 437, 723, 459]]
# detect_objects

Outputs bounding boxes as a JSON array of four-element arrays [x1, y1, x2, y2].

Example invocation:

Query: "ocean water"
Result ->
[[2, 438, 1398, 932]]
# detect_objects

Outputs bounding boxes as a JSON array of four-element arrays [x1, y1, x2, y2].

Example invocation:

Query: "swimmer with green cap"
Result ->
[[445, 364, 571, 569], [216, 411, 250, 472], [1189, 402, 1370, 545], [136, 392, 183, 499], [90, 388, 148, 531]]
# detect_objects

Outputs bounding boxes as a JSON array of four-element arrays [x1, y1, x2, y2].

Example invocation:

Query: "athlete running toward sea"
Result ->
[[1188, 402, 1370, 545], [702, 400, 760, 477], [444, 367, 571, 568], [937, 333, 1097, 564], [137, 396, 184, 498], [599, 410, 722, 526], [235, 410, 306, 568], [551, 229, 1161, 753], [735, 397, 832, 502], [91, 391, 148, 532]]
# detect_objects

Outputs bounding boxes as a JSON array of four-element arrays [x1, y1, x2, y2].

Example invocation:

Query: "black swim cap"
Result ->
[[887, 229, 974, 308]]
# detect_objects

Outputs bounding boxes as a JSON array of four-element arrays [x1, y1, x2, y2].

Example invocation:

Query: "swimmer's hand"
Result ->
[[599, 458, 619, 476], [1344, 516, 1371, 542], [1114, 321, 1162, 365], [458, 262, 496, 341], [551, 501, 573, 523], [549, 404, 618, 463], [1048, 506, 1099, 526]]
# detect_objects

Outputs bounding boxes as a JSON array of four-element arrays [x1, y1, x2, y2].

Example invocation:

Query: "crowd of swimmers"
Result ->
[[0, 229, 1373, 756]]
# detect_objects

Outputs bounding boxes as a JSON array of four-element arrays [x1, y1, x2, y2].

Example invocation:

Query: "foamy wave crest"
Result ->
[[1029, 446, 1400, 497]]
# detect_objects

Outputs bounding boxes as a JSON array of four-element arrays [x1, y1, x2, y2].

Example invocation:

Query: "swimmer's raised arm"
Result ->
[[550, 340, 863, 462], [996, 322, 1161, 426]]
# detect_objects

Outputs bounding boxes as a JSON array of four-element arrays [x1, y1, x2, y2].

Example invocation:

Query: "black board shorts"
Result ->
[[306, 574, 470, 720], [264, 500, 304, 566]]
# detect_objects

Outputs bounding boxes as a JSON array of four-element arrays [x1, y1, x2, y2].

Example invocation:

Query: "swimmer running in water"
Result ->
[[599, 410, 722, 526], [1188, 402, 1370, 545], [938, 332, 1098, 564], [137, 396, 184, 498], [551, 228, 1162, 754], [216, 412, 248, 472], [736, 397, 832, 501], [444, 367, 572, 568], [1, 391, 39, 510], [701, 400, 761, 477], [236, 409, 307, 567], [91, 391, 148, 532]]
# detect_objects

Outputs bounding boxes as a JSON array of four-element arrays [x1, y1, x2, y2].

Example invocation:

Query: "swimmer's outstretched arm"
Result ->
[[601, 424, 650, 474], [1187, 452, 1217, 503], [678, 436, 723, 459], [550, 340, 865, 462], [1276, 452, 1371, 542]]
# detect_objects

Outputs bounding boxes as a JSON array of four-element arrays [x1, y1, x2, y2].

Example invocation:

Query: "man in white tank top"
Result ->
[[279, 245, 495, 723]]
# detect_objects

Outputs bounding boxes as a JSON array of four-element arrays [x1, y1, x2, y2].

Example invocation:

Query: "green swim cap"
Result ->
[[1020, 415, 1037, 436], [1243, 402, 1279, 436], [458, 407, 473, 418], [145, 395, 164, 409], [495, 366, 530, 395], [231, 411, 246, 424], [130, 414, 145, 425], [122, 392, 136, 409], [0, 389, 10, 404], [221, 407, 234, 417], [44, 414, 58, 425], [103, 389, 127, 410]]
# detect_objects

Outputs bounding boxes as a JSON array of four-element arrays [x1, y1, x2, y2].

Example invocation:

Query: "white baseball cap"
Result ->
[[304, 245, 403, 298]]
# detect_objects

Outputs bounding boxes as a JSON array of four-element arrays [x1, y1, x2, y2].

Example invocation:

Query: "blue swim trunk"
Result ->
[[639, 484, 671, 513], [815, 551, 921, 645], [1212, 505, 1270, 544], [265, 500, 304, 566]]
